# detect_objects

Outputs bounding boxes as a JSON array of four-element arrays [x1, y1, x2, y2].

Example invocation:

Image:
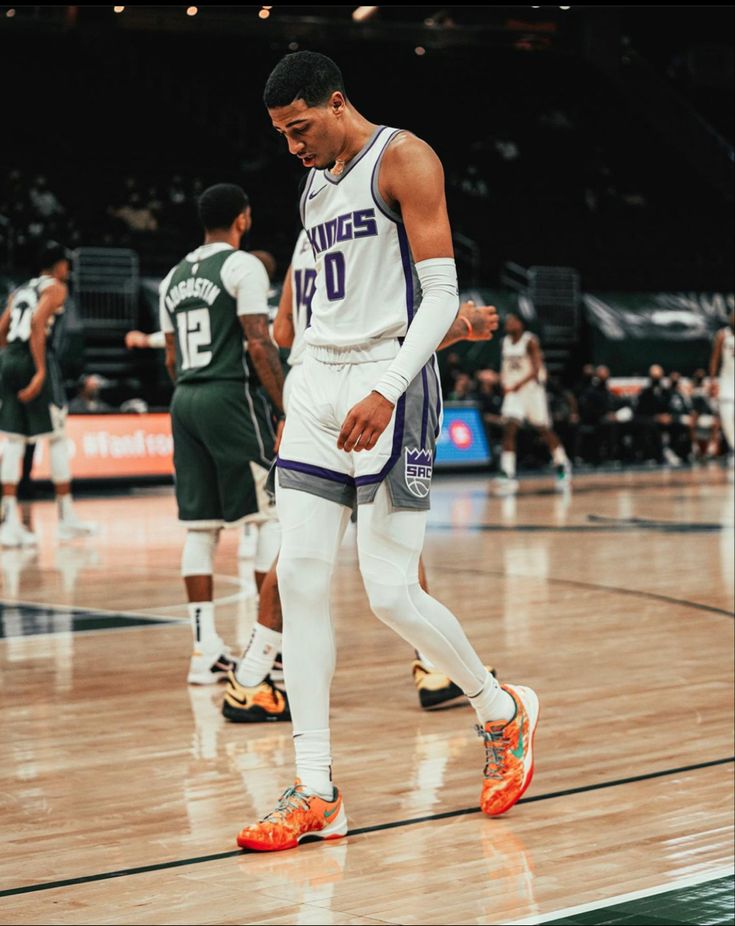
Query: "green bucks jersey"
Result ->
[[159, 243, 269, 384], [6, 275, 63, 357]]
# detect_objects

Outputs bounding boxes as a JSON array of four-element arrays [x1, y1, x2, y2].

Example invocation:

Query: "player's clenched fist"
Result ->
[[338, 391, 395, 452], [460, 301, 499, 341]]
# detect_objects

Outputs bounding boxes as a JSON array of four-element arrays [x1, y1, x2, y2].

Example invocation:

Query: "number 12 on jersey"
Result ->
[[177, 307, 212, 370]]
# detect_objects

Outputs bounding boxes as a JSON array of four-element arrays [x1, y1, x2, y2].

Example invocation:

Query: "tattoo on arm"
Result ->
[[437, 317, 463, 351], [240, 314, 285, 413], [164, 332, 177, 383]]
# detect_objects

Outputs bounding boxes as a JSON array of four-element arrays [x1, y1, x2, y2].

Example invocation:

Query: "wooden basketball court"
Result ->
[[1, 468, 733, 924]]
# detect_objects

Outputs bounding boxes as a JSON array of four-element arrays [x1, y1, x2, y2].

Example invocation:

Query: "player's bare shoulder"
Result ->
[[41, 279, 68, 312], [379, 131, 445, 205]]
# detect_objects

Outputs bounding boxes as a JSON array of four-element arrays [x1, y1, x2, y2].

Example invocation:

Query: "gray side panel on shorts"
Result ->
[[358, 359, 440, 511], [277, 466, 356, 509]]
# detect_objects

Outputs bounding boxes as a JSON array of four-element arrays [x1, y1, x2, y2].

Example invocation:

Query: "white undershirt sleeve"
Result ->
[[373, 258, 459, 405], [221, 251, 270, 317]]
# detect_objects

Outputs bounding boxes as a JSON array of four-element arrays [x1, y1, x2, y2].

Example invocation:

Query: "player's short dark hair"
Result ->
[[197, 184, 250, 231], [37, 242, 69, 272], [263, 51, 345, 109]]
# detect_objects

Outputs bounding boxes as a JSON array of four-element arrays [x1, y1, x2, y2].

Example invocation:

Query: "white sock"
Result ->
[[501, 451, 516, 478], [188, 601, 219, 651], [552, 445, 568, 466], [416, 649, 435, 669], [236, 622, 282, 687], [2, 495, 19, 524], [294, 728, 333, 799], [58, 494, 74, 521], [468, 671, 516, 725]]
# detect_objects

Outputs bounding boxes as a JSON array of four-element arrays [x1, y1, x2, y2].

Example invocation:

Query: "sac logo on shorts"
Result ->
[[405, 448, 433, 498]]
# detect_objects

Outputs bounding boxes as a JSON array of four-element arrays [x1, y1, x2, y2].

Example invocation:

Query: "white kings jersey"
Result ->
[[718, 327, 734, 400], [300, 125, 419, 351], [288, 229, 317, 367], [501, 331, 546, 390]]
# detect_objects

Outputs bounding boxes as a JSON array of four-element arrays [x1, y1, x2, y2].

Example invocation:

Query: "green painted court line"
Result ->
[[510, 869, 735, 925]]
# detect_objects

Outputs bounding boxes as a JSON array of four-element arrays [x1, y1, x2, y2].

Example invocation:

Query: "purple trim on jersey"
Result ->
[[429, 356, 442, 438], [354, 393, 406, 487], [300, 171, 317, 228], [396, 224, 415, 326], [324, 126, 387, 185], [420, 366, 429, 449], [370, 130, 403, 223], [277, 457, 355, 486]]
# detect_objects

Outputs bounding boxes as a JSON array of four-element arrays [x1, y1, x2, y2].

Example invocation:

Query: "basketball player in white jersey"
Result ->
[[495, 313, 571, 493], [709, 309, 735, 465], [273, 228, 501, 710], [236, 51, 539, 852], [0, 244, 96, 547]]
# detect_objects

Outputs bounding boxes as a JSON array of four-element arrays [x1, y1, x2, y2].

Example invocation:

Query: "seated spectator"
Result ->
[[69, 375, 112, 413], [448, 372, 477, 402], [690, 369, 721, 459], [475, 368, 504, 451], [547, 376, 579, 461], [110, 193, 158, 233], [667, 371, 695, 461], [442, 350, 464, 399], [573, 364, 596, 412], [29, 175, 64, 219], [634, 365, 679, 465], [575, 365, 626, 464]]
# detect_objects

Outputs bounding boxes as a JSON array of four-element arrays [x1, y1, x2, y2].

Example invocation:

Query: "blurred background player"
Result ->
[[0, 243, 96, 546], [272, 227, 501, 711], [495, 312, 571, 493], [159, 183, 286, 698], [709, 309, 735, 466]]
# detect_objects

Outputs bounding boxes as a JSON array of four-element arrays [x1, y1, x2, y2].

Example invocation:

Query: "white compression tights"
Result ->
[[276, 484, 491, 792], [1, 439, 24, 485]]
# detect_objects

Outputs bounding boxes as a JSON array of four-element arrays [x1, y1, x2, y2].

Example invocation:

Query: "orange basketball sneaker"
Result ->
[[478, 684, 540, 817], [237, 780, 348, 852]]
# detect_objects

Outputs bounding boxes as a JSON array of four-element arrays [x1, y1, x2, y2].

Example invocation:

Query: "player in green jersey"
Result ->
[[160, 184, 287, 707], [0, 243, 96, 547]]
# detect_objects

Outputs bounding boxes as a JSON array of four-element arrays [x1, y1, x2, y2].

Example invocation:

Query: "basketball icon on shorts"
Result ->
[[405, 448, 433, 499]]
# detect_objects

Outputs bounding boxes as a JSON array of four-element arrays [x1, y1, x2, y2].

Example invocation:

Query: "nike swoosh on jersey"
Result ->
[[308, 186, 327, 200]]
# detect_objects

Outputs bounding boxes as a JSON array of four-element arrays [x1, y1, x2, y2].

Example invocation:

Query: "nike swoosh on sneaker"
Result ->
[[324, 806, 339, 819], [511, 724, 525, 760], [308, 186, 327, 200]]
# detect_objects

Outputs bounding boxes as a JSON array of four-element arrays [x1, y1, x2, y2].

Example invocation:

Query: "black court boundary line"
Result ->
[[1, 756, 732, 900], [430, 565, 735, 619], [428, 522, 723, 534]]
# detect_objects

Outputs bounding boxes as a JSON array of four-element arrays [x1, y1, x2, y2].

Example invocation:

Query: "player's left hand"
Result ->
[[338, 391, 395, 452], [459, 301, 499, 341], [17, 372, 45, 404], [125, 330, 149, 349]]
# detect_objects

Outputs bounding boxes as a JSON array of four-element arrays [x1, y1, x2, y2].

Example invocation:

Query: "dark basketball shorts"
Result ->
[[171, 379, 277, 528], [0, 349, 66, 441]]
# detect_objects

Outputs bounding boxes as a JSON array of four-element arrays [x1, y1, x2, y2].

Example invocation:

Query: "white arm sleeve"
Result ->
[[158, 269, 175, 333], [147, 330, 166, 349], [373, 258, 459, 404], [221, 251, 270, 317]]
